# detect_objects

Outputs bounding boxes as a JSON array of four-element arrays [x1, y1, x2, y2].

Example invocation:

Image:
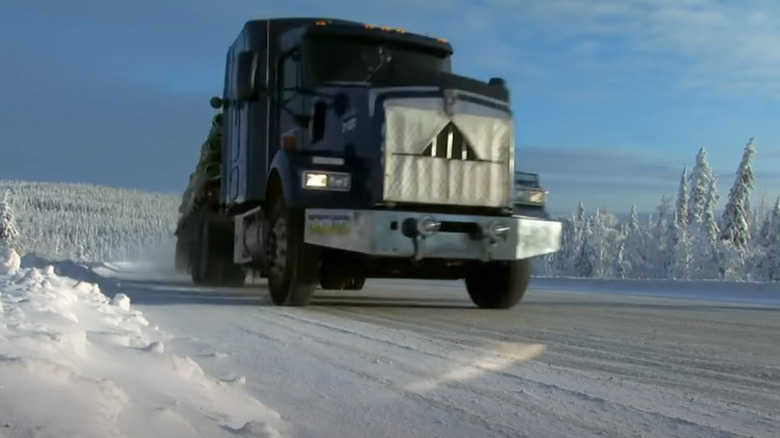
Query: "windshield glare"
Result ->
[[306, 36, 451, 84]]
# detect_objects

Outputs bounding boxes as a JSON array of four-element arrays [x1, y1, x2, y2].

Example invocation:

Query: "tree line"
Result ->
[[0, 180, 179, 262], [534, 138, 780, 282]]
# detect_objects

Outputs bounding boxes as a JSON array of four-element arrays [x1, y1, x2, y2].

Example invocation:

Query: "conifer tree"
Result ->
[[675, 166, 689, 229], [0, 191, 20, 250], [687, 148, 716, 223], [720, 138, 756, 249]]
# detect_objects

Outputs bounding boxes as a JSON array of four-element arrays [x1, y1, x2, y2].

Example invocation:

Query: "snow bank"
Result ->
[[0, 247, 21, 275], [0, 263, 284, 437]]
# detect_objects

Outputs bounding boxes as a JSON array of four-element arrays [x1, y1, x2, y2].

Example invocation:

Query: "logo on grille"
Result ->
[[420, 122, 479, 161], [443, 89, 457, 117]]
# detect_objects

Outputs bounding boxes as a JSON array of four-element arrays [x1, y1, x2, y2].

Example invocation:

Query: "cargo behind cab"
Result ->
[[174, 17, 563, 309]]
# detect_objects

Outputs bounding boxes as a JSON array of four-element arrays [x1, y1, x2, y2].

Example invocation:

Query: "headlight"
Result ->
[[302, 171, 352, 191], [516, 189, 545, 205]]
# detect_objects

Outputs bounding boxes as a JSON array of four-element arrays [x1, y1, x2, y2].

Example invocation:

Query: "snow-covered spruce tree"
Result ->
[[589, 207, 621, 278], [614, 242, 627, 279], [667, 209, 693, 279], [687, 147, 715, 225], [683, 148, 719, 278], [754, 198, 780, 281], [557, 202, 587, 277], [0, 191, 20, 250], [622, 204, 647, 278], [720, 137, 756, 249], [702, 177, 720, 245], [715, 138, 756, 279], [662, 170, 691, 279], [551, 217, 574, 276], [575, 219, 597, 277], [675, 166, 689, 229], [756, 197, 773, 247], [648, 195, 672, 279], [693, 178, 723, 279]]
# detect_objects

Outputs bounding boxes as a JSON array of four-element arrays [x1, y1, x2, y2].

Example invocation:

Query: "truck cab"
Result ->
[[177, 17, 562, 309]]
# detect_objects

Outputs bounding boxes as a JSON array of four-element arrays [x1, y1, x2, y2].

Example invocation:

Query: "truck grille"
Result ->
[[381, 98, 512, 208]]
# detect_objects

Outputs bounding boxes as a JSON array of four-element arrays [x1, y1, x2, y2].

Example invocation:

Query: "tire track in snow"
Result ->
[[249, 300, 779, 438], [341, 300, 780, 431], [114, 274, 780, 438], [234, 307, 762, 438]]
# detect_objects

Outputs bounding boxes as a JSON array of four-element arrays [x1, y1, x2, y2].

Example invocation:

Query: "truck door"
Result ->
[[224, 46, 241, 203], [275, 48, 307, 156]]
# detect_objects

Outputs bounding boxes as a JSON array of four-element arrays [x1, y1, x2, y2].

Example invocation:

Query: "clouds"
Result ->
[[523, 0, 780, 99], [518, 145, 680, 212], [520, 143, 780, 214], [520, 146, 680, 179]]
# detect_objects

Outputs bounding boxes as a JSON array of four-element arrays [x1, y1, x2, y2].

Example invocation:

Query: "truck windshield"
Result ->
[[306, 36, 451, 85]]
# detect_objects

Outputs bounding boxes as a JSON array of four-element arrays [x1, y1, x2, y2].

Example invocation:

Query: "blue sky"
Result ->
[[1, 0, 779, 216]]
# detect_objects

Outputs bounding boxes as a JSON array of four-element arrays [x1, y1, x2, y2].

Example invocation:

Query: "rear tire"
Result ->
[[265, 198, 320, 306], [343, 276, 366, 291], [192, 215, 246, 287], [464, 259, 532, 309], [174, 238, 188, 273]]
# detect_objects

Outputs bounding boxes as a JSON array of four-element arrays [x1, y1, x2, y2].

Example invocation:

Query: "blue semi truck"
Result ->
[[174, 17, 562, 308]]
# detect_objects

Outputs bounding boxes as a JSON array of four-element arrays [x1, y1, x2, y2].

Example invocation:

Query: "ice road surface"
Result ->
[[0, 254, 285, 438], [86, 260, 780, 438]]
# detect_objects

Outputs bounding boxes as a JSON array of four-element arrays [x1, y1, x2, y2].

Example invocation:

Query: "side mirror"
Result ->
[[488, 77, 506, 87], [209, 96, 224, 109], [237, 50, 260, 101]]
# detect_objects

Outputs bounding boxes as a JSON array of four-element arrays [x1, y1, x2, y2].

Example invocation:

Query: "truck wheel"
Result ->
[[464, 259, 531, 309], [343, 276, 366, 291], [190, 240, 204, 283], [175, 238, 188, 273], [195, 217, 246, 287], [265, 198, 320, 306], [320, 275, 345, 290], [320, 275, 365, 290]]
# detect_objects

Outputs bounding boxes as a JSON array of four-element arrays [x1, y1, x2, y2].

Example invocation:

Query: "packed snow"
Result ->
[[2, 250, 780, 437], [87, 261, 780, 438], [0, 249, 285, 438]]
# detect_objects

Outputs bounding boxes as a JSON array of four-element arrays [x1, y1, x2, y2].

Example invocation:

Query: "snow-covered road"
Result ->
[[87, 263, 780, 438]]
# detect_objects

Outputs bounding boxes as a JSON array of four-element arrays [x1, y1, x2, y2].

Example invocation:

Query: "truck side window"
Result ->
[[311, 101, 326, 143], [280, 51, 299, 102]]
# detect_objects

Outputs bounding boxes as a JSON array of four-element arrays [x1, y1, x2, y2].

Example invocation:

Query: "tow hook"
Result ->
[[401, 216, 441, 262], [478, 220, 511, 261]]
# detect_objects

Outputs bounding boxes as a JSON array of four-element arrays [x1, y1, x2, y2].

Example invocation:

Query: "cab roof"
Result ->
[[242, 17, 453, 55]]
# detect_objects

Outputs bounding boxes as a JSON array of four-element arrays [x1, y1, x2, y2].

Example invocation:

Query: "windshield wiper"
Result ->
[[363, 46, 394, 82]]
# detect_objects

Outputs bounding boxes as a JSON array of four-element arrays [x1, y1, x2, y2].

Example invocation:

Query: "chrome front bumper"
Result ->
[[303, 209, 562, 261]]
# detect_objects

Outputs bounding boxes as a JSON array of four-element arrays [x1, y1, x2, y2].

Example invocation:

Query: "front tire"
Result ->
[[265, 198, 320, 306], [320, 275, 366, 291], [464, 259, 532, 309]]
